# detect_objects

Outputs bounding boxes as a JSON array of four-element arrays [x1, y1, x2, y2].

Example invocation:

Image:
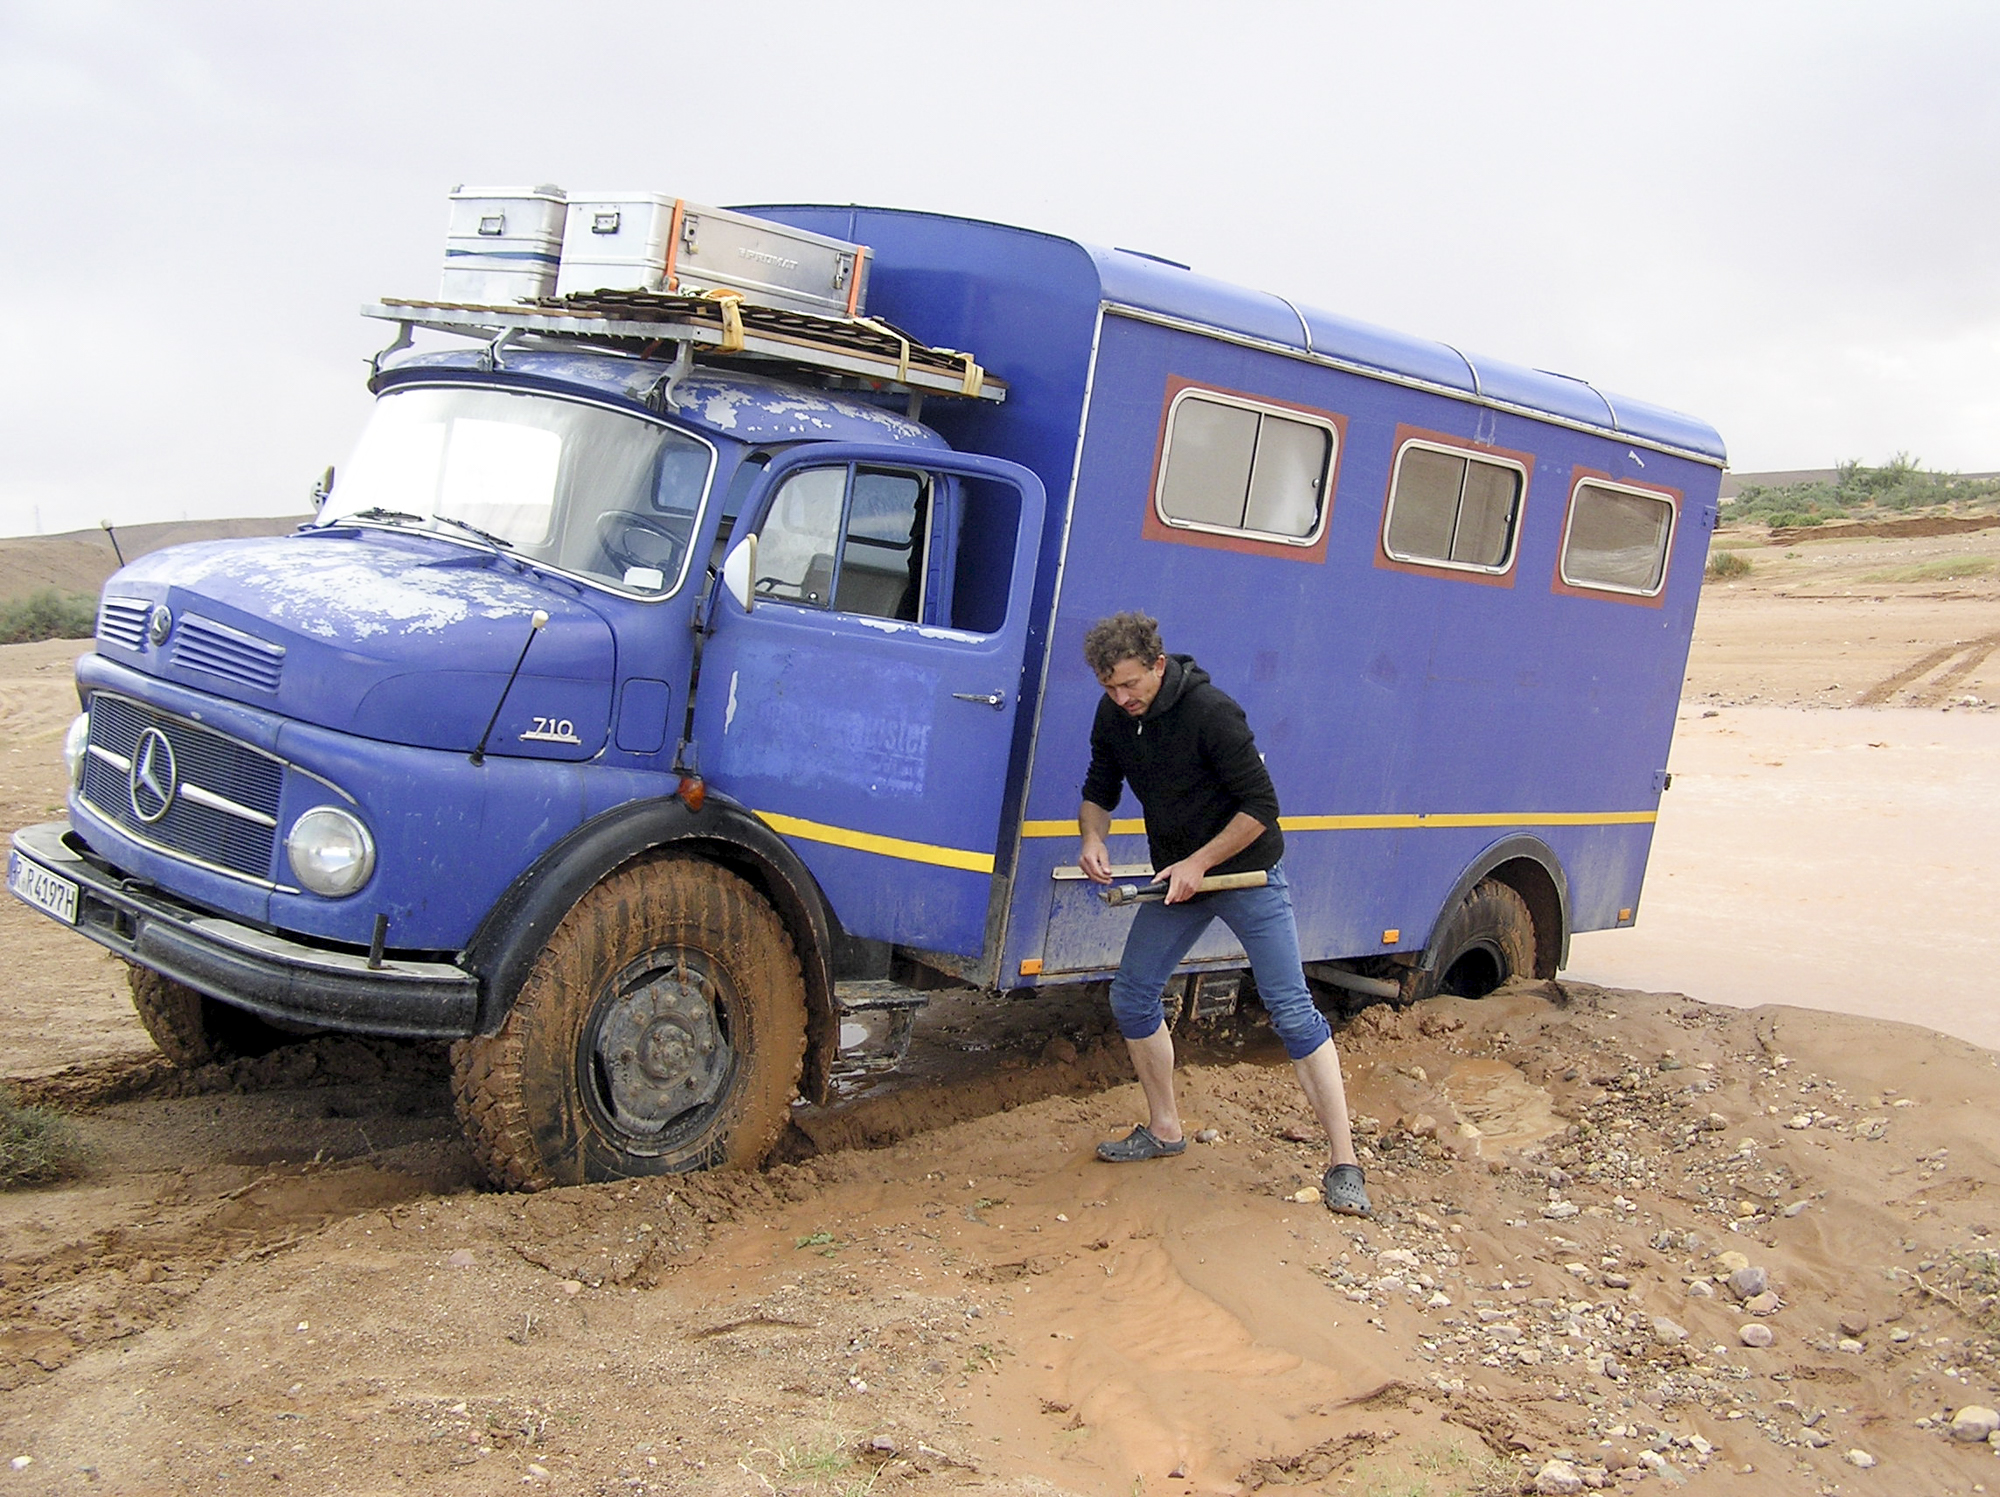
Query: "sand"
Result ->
[[2, 521, 1998, 1496]]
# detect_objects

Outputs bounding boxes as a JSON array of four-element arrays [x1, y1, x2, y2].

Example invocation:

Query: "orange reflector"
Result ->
[[677, 775, 706, 812], [1382, 928, 1400, 944], [1618, 907, 1633, 922], [1019, 958, 1043, 976]]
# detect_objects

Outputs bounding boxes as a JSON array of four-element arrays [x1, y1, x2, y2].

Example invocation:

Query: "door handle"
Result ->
[[951, 691, 1006, 709]]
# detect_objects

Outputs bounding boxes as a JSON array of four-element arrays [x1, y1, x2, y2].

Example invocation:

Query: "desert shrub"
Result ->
[[0, 1087, 86, 1187], [1705, 550, 1753, 581], [1859, 556, 1995, 584], [1726, 456, 2000, 527], [0, 589, 98, 645]]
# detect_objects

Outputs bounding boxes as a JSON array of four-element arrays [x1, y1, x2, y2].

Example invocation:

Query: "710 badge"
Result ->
[[8, 851, 78, 924]]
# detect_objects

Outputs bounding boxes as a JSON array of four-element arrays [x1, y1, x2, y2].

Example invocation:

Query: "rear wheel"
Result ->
[[126, 966, 293, 1067], [1405, 878, 1536, 1003], [452, 856, 808, 1191]]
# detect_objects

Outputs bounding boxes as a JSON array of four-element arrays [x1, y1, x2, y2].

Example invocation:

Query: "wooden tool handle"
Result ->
[[1102, 869, 1270, 906]]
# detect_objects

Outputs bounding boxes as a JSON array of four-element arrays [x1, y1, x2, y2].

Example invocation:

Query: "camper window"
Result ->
[[1383, 440, 1525, 573], [1560, 481, 1675, 596], [1155, 390, 1333, 544]]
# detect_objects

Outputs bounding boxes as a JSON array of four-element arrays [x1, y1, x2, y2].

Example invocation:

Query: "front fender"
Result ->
[[464, 788, 840, 1104]]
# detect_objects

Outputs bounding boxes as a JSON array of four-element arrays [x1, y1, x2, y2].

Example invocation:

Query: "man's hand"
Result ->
[[1078, 801, 1115, 884], [1079, 836, 1113, 884], [1156, 858, 1209, 905]]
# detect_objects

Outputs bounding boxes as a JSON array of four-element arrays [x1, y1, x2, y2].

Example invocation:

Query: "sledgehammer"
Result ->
[[1100, 870, 1269, 906]]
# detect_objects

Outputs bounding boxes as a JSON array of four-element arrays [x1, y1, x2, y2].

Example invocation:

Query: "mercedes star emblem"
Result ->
[[147, 604, 173, 647], [128, 727, 178, 823]]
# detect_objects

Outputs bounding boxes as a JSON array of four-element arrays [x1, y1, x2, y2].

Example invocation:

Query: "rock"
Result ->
[[1837, 1337, 1864, 1354], [1042, 1037, 1078, 1065], [1534, 1458, 1584, 1494], [1167, 1462, 1188, 1479], [447, 1248, 476, 1269], [9, 1457, 32, 1471], [1837, 1312, 1869, 1337], [868, 1435, 899, 1455], [1652, 1317, 1689, 1344], [1715, 1250, 1750, 1275], [1194, 1128, 1220, 1144], [1602, 1272, 1631, 1290], [1727, 1265, 1768, 1299], [1949, 1406, 2000, 1443], [1739, 1324, 1774, 1348], [1401, 1112, 1440, 1139], [560, 1280, 583, 1296], [1542, 1201, 1581, 1220], [1686, 1279, 1714, 1299], [1782, 1200, 1810, 1217], [1845, 1449, 1876, 1468], [1744, 1291, 1782, 1316]]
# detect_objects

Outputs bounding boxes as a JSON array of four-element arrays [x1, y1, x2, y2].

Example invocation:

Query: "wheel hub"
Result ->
[[591, 955, 732, 1136]]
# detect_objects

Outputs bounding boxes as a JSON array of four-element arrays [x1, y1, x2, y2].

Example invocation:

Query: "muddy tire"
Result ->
[[126, 966, 293, 1068], [451, 856, 808, 1192], [1404, 878, 1537, 1003]]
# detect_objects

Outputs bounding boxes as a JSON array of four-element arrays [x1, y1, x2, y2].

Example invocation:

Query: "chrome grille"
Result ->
[[172, 614, 285, 693], [97, 597, 148, 651], [79, 695, 285, 883]]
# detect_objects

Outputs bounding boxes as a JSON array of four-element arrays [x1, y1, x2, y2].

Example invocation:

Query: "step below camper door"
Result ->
[[695, 446, 1045, 957]]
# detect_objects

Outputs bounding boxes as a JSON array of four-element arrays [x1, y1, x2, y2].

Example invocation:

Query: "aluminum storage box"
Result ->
[[557, 195, 870, 317], [670, 204, 870, 318], [555, 193, 677, 298], [439, 185, 567, 305]]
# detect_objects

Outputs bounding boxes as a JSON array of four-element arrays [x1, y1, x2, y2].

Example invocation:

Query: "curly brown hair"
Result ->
[[1082, 611, 1164, 679]]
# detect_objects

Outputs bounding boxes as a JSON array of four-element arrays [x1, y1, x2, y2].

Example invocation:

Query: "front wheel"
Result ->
[[1403, 878, 1537, 1004], [452, 856, 808, 1191], [127, 966, 293, 1067]]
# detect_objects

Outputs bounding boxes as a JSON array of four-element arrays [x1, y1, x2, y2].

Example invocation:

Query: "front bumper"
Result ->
[[9, 822, 480, 1038]]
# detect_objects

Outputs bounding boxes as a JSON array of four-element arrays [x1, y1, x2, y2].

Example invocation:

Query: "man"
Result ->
[[1077, 611, 1370, 1217]]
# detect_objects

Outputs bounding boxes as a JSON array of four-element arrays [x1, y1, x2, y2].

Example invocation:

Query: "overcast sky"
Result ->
[[3, 0, 1995, 536]]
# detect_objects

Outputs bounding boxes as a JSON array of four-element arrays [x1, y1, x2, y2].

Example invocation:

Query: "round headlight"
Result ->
[[63, 713, 89, 788], [285, 807, 376, 897]]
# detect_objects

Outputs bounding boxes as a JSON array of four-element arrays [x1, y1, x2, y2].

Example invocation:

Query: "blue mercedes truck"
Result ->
[[7, 201, 1725, 1189]]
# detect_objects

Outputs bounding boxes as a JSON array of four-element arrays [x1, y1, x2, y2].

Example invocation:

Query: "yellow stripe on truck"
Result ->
[[754, 809, 996, 874], [1019, 810, 1656, 838]]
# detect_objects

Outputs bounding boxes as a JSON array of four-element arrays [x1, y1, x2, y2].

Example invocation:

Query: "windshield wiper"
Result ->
[[427, 513, 515, 551], [340, 507, 424, 525]]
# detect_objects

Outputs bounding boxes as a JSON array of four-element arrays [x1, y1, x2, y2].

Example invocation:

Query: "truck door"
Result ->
[[693, 444, 1045, 957]]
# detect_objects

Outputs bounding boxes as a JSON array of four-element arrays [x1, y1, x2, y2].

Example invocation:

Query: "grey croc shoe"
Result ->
[[1096, 1125, 1188, 1162], [1323, 1162, 1372, 1216]]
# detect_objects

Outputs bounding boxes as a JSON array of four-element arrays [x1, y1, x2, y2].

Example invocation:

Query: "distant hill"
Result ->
[[0, 516, 304, 604]]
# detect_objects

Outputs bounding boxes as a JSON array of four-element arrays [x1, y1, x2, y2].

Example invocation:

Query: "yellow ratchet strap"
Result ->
[[705, 288, 745, 353], [857, 318, 913, 384]]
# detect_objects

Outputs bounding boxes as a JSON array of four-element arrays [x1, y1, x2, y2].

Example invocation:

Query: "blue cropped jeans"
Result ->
[[1106, 861, 1331, 1060]]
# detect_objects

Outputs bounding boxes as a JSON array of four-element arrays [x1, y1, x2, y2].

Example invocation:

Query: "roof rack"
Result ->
[[363, 290, 1006, 404]]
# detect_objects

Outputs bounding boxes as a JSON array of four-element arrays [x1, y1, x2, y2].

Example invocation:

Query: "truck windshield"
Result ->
[[319, 386, 715, 595]]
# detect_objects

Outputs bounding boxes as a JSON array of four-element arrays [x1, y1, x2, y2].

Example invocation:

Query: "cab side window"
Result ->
[[753, 465, 930, 622]]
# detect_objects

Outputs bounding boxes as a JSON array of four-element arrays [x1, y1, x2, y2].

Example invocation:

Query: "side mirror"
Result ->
[[721, 533, 757, 614]]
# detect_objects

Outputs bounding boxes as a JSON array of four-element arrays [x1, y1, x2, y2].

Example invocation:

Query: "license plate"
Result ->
[[8, 851, 79, 924]]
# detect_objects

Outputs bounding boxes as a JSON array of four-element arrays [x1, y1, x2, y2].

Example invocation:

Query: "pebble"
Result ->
[[1951, 1407, 2000, 1443], [868, 1436, 898, 1455], [1782, 1200, 1810, 1217], [1686, 1279, 1715, 1299], [1651, 1317, 1689, 1344], [1534, 1457, 1584, 1494], [1838, 1312, 1870, 1337], [1194, 1128, 1220, 1144], [1744, 1291, 1782, 1317], [1845, 1449, 1876, 1468], [1291, 1187, 1322, 1204], [9, 1457, 32, 1471], [1739, 1324, 1774, 1348], [561, 1280, 583, 1296], [1728, 1264, 1768, 1300], [1167, 1462, 1189, 1479], [1838, 1337, 1865, 1354], [1715, 1250, 1750, 1275], [447, 1249, 476, 1269]]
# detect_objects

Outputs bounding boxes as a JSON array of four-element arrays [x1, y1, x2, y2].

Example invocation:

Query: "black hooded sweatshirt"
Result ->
[[1081, 654, 1283, 877]]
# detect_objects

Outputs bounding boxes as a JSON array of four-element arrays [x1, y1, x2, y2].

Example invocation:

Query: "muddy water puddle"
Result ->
[[1438, 1057, 1562, 1156]]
